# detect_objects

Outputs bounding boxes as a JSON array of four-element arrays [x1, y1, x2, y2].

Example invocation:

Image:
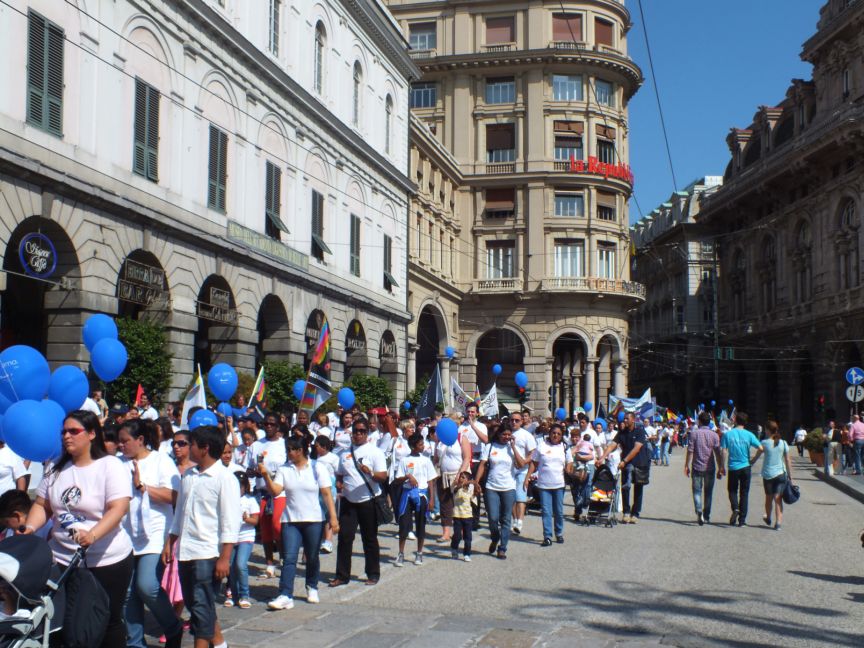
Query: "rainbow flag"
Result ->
[[248, 367, 266, 418], [665, 408, 678, 422], [472, 386, 481, 405], [300, 318, 332, 414]]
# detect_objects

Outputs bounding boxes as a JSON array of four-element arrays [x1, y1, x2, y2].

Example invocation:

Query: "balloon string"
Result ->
[[0, 361, 20, 402]]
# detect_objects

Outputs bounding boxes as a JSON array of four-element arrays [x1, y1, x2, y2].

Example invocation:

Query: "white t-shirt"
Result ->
[[122, 452, 180, 555], [315, 452, 339, 484], [532, 441, 570, 490], [273, 461, 329, 523], [460, 420, 488, 455], [37, 455, 133, 566], [253, 438, 287, 498], [793, 428, 807, 443], [394, 454, 437, 490], [511, 428, 537, 473], [158, 439, 173, 456], [0, 446, 27, 496], [232, 444, 256, 473], [238, 493, 258, 543], [139, 406, 158, 421], [436, 433, 466, 473], [389, 435, 411, 475], [481, 442, 516, 491], [337, 443, 387, 503], [79, 397, 101, 417], [333, 428, 352, 453]]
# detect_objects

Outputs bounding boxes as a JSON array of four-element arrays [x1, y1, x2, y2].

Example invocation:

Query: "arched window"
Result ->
[[352, 62, 362, 127], [840, 198, 857, 229], [314, 22, 326, 95], [384, 94, 393, 154], [795, 221, 812, 303], [838, 199, 860, 289]]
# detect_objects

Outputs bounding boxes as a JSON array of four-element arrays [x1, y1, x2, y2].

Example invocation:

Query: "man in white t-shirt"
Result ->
[[0, 444, 27, 496], [331, 417, 387, 586], [509, 413, 537, 535], [458, 403, 488, 529], [139, 393, 159, 420]]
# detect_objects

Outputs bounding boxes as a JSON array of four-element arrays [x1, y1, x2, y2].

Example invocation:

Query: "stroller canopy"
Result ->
[[0, 535, 53, 602]]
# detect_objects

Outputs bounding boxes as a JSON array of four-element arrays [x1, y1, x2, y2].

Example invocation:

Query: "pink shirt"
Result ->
[[851, 421, 864, 441]]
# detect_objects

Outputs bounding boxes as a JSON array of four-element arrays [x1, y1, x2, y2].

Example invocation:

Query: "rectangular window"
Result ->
[[311, 189, 331, 261], [26, 11, 64, 136], [269, 0, 280, 56], [409, 22, 436, 51], [207, 124, 228, 212], [133, 78, 159, 182], [597, 139, 615, 164], [485, 77, 515, 104], [265, 161, 289, 240], [349, 214, 361, 276], [554, 240, 584, 277], [595, 79, 614, 106], [485, 188, 515, 218], [486, 241, 515, 279], [597, 191, 617, 221], [598, 243, 616, 278], [843, 68, 851, 97], [486, 124, 515, 162], [383, 234, 398, 291], [554, 193, 584, 217], [552, 74, 583, 101], [552, 13, 583, 41], [554, 135, 583, 161], [410, 82, 437, 108], [594, 17, 614, 47], [486, 16, 514, 44]]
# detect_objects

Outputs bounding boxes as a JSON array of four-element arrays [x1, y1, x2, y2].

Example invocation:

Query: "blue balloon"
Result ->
[[491, 364, 502, 376], [3, 399, 63, 462], [728, 399, 734, 406], [0, 392, 12, 414], [514, 371, 528, 389], [217, 402, 234, 419], [338, 387, 356, 410], [208, 364, 238, 402], [593, 419, 607, 431], [48, 365, 89, 414], [403, 400, 412, 411], [190, 409, 218, 429], [710, 400, 716, 407], [292, 379, 306, 401], [0, 413, 4, 442], [437, 418, 458, 446], [82, 314, 118, 352], [0, 345, 51, 402], [91, 338, 128, 382], [445, 346, 456, 359], [555, 407, 566, 421], [617, 410, 626, 423], [583, 401, 593, 413]]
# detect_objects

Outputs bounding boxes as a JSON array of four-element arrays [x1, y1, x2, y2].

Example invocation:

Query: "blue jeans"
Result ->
[[538, 487, 564, 540], [660, 441, 670, 465], [279, 522, 323, 596], [228, 541, 254, 601], [855, 440, 864, 473], [125, 552, 183, 648], [485, 488, 515, 552], [570, 463, 595, 516], [178, 559, 218, 640], [691, 469, 716, 518]]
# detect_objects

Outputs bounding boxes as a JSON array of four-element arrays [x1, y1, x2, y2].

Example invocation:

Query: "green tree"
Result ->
[[112, 317, 172, 406], [344, 373, 393, 410], [401, 375, 444, 417], [261, 360, 307, 411]]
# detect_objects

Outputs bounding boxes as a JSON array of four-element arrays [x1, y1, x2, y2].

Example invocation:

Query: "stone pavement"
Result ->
[[148, 449, 864, 647]]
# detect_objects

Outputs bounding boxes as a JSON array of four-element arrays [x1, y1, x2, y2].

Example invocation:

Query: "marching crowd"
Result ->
[[0, 390, 806, 648]]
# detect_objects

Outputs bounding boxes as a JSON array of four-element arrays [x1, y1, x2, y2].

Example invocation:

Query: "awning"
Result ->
[[312, 233, 332, 255], [384, 270, 400, 287], [554, 120, 584, 134], [486, 188, 515, 211], [267, 211, 290, 234]]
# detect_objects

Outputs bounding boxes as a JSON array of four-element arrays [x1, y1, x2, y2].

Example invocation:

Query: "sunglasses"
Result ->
[[61, 427, 87, 436], [172, 440, 189, 447]]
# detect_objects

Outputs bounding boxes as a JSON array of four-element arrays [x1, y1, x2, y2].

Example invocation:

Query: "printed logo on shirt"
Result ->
[[58, 486, 85, 529]]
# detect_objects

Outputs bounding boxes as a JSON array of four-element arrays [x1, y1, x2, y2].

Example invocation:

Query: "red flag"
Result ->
[[134, 384, 144, 407]]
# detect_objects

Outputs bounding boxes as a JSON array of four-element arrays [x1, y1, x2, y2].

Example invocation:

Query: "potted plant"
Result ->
[[803, 428, 825, 466]]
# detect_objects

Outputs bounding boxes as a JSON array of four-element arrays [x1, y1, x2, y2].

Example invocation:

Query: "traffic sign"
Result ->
[[846, 385, 864, 403], [846, 367, 864, 385]]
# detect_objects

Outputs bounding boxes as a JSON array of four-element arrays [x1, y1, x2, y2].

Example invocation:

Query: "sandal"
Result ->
[[364, 578, 379, 586], [328, 578, 350, 588]]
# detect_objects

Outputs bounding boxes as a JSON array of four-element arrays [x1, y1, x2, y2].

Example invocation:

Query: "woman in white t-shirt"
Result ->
[[392, 433, 437, 566], [118, 419, 183, 648], [313, 435, 339, 554], [434, 416, 471, 543], [24, 409, 133, 648], [475, 422, 529, 559], [227, 471, 258, 609], [525, 423, 572, 546], [259, 437, 339, 610]]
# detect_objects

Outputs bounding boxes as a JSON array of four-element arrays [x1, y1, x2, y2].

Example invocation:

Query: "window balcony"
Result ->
[[472, 277, 523, 292], [485, 162, 516, 174], [542, 276, 646, 300], [483, 43, 515, 53], [549, 41, 586, 51], [409, 49, 436, 60]]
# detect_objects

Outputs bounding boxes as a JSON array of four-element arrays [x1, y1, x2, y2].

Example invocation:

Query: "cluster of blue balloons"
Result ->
[[84, 314, 128, 382]]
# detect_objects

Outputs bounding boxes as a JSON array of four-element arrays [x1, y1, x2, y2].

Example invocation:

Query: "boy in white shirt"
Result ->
[[392, 433, 437, 566]]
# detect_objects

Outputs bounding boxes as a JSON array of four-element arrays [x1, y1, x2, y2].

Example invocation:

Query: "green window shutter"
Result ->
[[133, 80, 147, 176], [27, 11, 64, 136], [350, 214, 360, 276], [218, 129, 228, 211], [45, 21, 64, 135], [145, 83, 160, 181], [26, 12, 45, 128], [208, 125, 227, 212]]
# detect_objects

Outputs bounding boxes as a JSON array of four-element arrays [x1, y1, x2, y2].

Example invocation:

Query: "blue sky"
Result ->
[[625, 0, 820, 223]]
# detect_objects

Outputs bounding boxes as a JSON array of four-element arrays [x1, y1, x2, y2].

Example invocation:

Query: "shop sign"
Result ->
[[380, 333, 398, 360], [306, 311, 324, 350], [197, 287, 238, 324], [18, 233, 57, 279], [346, 321, 366, 353], [567, 155, 634, 184], [118, 259, 167, 306]]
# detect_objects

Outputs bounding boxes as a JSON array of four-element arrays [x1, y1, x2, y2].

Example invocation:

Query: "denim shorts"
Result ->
[[763, 475, 786, 496], [178, 559, 218, 640], [514, 468, 529, 503]]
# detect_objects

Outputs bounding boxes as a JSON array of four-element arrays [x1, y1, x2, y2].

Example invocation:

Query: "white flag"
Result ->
[[480, 384, 499, 418], [180, 365, 208, 429], [451, 378, 472, 413]]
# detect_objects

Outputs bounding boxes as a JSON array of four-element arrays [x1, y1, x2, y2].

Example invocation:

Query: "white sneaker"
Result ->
[[394, 552, 404, 567], [262, 564, 276, 579], [407, 531, 417, 540], [320, 540, 333, 554], [267, 594, 294, 610], [306, 587, 319, 604], [414, 552, 423, 566], [463, 554, 472, 562]]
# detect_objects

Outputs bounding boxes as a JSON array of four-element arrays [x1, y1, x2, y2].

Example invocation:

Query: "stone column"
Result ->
[[584, 357, 598, 410], [210, 325, 257, 377], [439, 355, 451, 406], [160, 309, 198, 401], [545, 361, 553, 414], [613, 362, 627, 397], [407, 342, 419, 392], [44, 289, 118, 369]]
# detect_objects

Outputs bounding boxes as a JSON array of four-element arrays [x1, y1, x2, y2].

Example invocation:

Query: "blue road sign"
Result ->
[[846, 367, 864, 385]]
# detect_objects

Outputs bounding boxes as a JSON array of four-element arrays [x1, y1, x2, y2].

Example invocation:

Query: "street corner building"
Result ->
[[396, 0, 645, 414], [0, 0, 419, 400]]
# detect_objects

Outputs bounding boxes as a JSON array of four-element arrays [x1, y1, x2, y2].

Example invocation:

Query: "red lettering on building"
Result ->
[[569, 154, 634, 184]]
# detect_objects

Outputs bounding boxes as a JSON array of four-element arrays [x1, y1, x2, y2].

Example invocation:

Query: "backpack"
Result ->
[[61, 566, 109, 648]]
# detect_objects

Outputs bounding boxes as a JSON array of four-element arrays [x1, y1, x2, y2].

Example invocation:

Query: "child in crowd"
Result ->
[[450, 471, 474, 561], [313, 435, 339, 554], [0, 490, 51, 539], [576, 434, 596, 462], [226, 472, 258, 609], [392, 433, 437, 567]]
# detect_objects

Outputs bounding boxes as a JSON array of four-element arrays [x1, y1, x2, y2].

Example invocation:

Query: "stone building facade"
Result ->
[[696, 0, 864, 427], [629, 177, 723, 408], [394, 0, 645, 413], [0, 0, 417, 400]]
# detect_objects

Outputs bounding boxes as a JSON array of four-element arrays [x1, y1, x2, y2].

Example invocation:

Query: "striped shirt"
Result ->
[[689, 426, 720, 472]]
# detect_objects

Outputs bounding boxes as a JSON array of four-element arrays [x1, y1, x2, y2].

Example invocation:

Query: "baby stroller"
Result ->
[[585, 464, 619, 527], [0, 534, 82, 648]]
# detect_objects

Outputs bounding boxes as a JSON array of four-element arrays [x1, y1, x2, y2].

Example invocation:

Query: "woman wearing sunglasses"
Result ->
[[23, 410, 135, 648]]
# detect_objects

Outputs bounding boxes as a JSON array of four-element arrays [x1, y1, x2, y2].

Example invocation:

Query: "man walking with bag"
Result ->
[[721, 411, 761, 526], [685, 411, 724, 525], [329, 416, 388, 587], [597, 412, 651, 523]]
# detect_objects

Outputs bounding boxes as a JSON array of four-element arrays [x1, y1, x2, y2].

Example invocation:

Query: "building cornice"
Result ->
[[801, 0, 864, 62], [409, 113, 464, 182], [387, 0, 631, 25], [342, 0, 422, 79]]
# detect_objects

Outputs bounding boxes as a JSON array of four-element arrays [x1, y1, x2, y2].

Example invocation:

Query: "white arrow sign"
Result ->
[[846, 367, 864, 385], [846, 385, 864, 403]]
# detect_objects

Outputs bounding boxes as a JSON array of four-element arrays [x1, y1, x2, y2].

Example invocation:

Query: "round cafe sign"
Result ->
[[18, 232, 57, 279]]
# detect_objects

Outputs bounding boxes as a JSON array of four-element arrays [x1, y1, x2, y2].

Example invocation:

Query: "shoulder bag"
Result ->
[[781, 442, 800, 505], [350, 445, 394, 526]]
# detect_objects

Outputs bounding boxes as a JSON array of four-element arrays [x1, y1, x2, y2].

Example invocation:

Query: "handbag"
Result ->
[[350, 445, 394, 526], [781, 443, 799, 504], [632, 465, 650, 485]]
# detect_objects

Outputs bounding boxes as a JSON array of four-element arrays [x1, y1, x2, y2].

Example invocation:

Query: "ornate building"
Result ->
[[696, 0, 864, 426], [0, 0, 417, 400], [394, 0, 645, 413]]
